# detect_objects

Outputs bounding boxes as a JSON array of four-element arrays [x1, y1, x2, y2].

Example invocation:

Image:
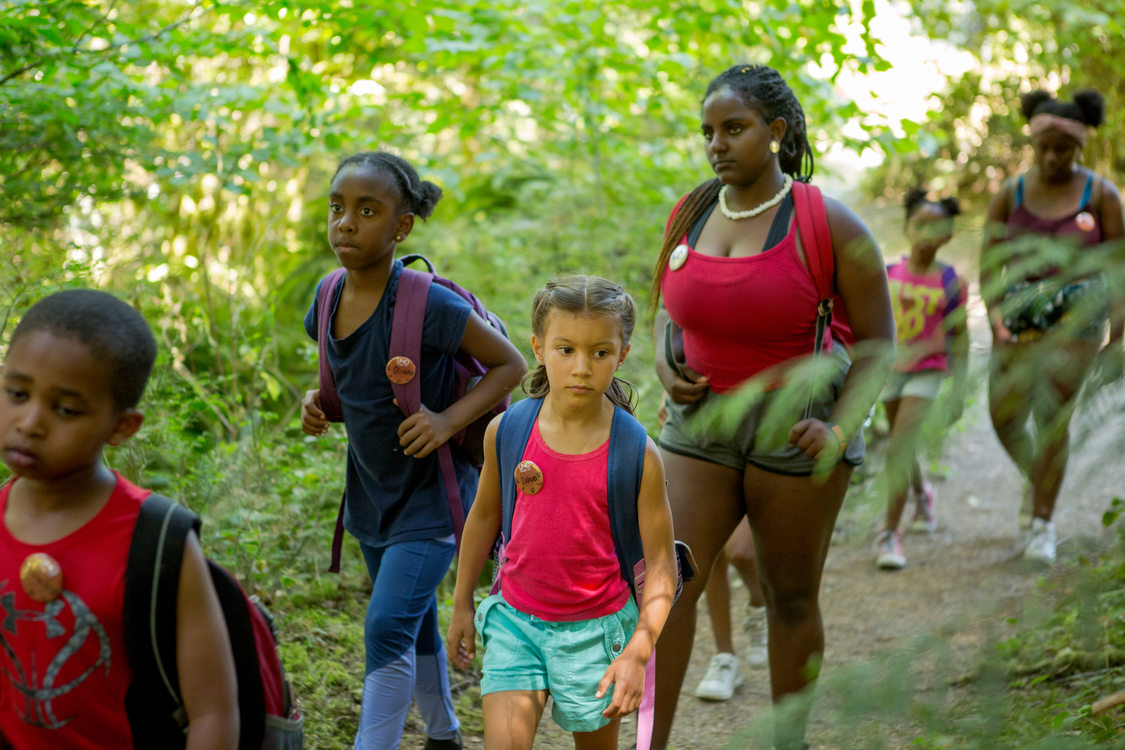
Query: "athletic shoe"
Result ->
[[910, 481, 937, 533], [1023, 517, 1057, 565], [423, 734, 462, 750], [876, 529, 906, 570], [743, 605, 768, 668], [694, 652, 743, 701]]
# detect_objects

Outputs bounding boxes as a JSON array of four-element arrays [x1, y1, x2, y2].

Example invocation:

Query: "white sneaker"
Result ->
[[743, 606, 768, 668], [876, 529, 906, 570], [1024, 517, 1057, 565], [693, 652, 743, 701]]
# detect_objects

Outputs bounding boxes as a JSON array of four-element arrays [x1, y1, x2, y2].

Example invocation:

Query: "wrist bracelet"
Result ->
[[827, 422, 848, 454]]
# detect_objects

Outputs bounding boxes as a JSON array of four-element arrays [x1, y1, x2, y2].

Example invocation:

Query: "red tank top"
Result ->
[[661, 220, 820, 393], [0, 472, 148, 749], [499, 421, 629, 621]]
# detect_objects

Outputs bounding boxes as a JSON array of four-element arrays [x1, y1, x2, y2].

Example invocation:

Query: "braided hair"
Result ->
[[333, 151, 444, 219], [650, 65, 815, 308], [524, 276, 637, 414]]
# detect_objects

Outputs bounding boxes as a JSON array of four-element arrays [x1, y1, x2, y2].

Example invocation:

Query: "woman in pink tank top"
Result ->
[[647, 64, 896, 750], [980, 87, 1124, 566]]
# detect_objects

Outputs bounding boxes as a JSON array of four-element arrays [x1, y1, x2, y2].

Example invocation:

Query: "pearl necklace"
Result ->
[[718, 174, 794, 220]]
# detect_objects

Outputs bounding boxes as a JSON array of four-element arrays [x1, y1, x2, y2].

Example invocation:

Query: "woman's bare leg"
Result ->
[[649, 450, 745, 750], [745, 461, 853, 749]]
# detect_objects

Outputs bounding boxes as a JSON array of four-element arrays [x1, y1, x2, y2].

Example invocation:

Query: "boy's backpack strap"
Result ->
[[316, 268, 347, 423], [123, 493, 197, 745], [124, 494, 269, 749]]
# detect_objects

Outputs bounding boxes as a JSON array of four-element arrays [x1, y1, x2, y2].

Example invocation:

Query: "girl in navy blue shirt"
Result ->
[[302, 151, 526, 749]]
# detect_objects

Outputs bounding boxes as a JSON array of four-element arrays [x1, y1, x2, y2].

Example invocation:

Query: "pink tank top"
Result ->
[[499, 421, 629, 621], [661, 222, 820, 393]]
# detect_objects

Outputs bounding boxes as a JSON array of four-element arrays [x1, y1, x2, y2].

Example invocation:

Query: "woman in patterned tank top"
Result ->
[[980, 87, 1124, 566]]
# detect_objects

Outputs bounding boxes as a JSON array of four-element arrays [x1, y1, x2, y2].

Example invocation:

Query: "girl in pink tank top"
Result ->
[[447, 277, 677, 749]]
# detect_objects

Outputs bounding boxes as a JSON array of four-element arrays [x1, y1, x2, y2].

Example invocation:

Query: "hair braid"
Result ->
[[649, 179, 720, 311]]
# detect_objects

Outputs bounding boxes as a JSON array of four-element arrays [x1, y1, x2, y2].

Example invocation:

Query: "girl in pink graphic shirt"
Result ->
[[875, 189, 969, 570]]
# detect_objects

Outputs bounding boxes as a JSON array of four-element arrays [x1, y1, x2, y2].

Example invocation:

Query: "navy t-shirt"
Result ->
[[305, 260, 477, 547]]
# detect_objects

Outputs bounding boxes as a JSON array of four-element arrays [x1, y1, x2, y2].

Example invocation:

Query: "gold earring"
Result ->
[[769, 140, 780, 154]]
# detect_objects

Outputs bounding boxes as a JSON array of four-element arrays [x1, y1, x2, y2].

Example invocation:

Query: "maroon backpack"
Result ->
[[315, 254, 511, 571]]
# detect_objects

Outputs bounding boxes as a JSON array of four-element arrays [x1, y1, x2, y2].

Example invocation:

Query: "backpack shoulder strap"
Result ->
[[388, 266, 433, 418], [389, 264, 471, 546], [124, 494, 269, 749], [791, 180, 834, 303], [940, 262, 963, 320], [606, 406, 648, 595], [316, 269, 347, 423], [496, 398, 542, 547], [123, 493, 200, 737]]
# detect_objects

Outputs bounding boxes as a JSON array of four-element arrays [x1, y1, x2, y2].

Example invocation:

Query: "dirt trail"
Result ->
[[401, 287, 1125, 750]]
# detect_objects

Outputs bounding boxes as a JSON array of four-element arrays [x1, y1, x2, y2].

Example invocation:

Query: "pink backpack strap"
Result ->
[[388, 269, 467, 546], [316, 268, 347, 423]]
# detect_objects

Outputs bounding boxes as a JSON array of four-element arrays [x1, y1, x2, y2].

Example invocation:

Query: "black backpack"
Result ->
[[123, 493, 304, 749]]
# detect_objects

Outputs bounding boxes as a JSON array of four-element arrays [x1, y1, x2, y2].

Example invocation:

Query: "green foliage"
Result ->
[[870, 0, 1125, 203]]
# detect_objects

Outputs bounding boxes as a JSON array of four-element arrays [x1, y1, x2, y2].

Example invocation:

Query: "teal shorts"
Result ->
[[476, 593, 639, 733]]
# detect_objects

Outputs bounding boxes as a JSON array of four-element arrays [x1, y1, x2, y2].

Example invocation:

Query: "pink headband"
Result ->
[[1029, 113, 1088, 147]]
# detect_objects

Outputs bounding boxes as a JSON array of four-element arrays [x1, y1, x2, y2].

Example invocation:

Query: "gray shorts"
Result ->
[[881, 370, 946, 402], [658, 344, 865, 476]]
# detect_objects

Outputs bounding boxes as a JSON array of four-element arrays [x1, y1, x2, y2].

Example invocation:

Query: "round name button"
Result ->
[[385, 356, 417, 384]]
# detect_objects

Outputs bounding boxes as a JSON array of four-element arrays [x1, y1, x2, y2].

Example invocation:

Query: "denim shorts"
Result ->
[[881, 369, 946, 402], [476, 593, 639, 733], [658, 343, 864, 476]]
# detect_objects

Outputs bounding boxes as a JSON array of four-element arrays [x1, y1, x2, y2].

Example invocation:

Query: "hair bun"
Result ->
[[1073, 89, 1106, 128], [904, 187, 927, 211], [415, 180, 444, 220], [1020, 90, 1053, 120], [939, 196, 962, 217]]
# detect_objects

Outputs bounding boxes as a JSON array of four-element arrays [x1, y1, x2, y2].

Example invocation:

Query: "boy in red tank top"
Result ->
[[0, 289, 239, 749]]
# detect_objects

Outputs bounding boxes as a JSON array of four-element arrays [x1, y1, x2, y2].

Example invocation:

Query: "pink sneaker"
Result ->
[[876, 529, 906, 570], [910, 481, 937, 533]]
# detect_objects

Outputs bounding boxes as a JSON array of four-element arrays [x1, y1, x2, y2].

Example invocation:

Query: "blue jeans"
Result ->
[[354, 538, 459, 749]]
